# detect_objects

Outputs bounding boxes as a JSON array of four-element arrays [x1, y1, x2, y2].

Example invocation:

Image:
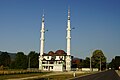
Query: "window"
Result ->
[[46, 66, 48, 69], [59, 56, 63, 60], [42, 62, 45, 64], [58, 61, 62, 64], [51, 66, 53, 69], [50, 61, 54, 64], [43, 66, 45, 69]]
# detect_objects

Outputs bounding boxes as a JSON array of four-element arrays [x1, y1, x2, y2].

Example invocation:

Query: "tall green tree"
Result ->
[[91, 50, 106, 70], [14, 52, 28, 69], [72, 58, 81, 68], [114, 56, 120, 70], [0, 52, 11, 68], [83, 57, 90, 68], [108, 58, 115, 69], [79, 57, 90, 68], [108, 56, 120, 70], [28, 51, 39, 68]]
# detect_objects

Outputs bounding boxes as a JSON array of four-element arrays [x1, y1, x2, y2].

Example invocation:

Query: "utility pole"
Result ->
[[28, 57, 30, 70], [106, 57, 107, 70], [100, 57, 101, 72], [90, 53, 92, 71]]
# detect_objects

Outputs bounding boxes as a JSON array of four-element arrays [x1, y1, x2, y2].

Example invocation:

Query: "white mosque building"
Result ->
[[39, 9, 72, 71]]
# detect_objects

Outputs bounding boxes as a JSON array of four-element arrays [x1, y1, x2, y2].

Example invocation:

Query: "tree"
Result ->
[[0, 52, 11, 68], [72, 58, 81, 68], [14, 52, 28, 69], [78, 57, 90, 68], [91, 50, 106, 70], [114, 56, 120, 70], [108, 56, 120, 70], [28, 51, 39, 68], [108, 58, 115, 69], [83, 57, 90, 68], [79, 59, 84, 68]]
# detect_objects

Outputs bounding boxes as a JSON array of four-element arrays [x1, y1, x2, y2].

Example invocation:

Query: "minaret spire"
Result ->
[[40, 12, 45, 56], [68, 8, 70, 20], [66, 8, 71, 55]]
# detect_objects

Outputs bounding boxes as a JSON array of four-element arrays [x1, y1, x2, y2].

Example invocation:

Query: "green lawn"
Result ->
[[0, 71, 96, 80], [34, 72, 91, 80], [0, 72, 50, 80]]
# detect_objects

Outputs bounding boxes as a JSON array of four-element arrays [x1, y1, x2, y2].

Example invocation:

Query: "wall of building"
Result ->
[[43, 56, 65, 60]]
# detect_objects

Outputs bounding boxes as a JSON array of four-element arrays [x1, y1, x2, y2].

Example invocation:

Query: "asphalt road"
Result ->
[[70, 70, 120, 80]]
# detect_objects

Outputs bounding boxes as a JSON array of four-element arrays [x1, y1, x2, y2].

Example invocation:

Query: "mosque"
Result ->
[[39, 9, 72, 71]]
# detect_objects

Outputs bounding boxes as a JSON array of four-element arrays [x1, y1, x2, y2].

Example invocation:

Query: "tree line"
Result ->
[[72, 50, 107, 70], [108, 56, 120, 70], [0, 49, 119, 70], [0, 51, 39, 69]]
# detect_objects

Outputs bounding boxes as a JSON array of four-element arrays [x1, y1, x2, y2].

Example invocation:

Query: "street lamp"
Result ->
[[28, 57, 30, 70], [89, 49, 94, 72], [90, 53, 92, 71]]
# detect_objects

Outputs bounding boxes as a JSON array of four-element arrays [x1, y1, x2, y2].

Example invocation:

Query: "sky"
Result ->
[[0, 0, 120, 62]]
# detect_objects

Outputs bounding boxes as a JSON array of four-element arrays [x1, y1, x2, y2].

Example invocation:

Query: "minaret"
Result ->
[[40, 14, 45, 56], [67, 8, 71, 56], [66, 8, 71, 71], [39, 14, 45, 70]]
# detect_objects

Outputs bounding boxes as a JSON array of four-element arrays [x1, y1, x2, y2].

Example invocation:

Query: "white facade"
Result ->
[[41, 55, 66, 71], [43, 56, 65, 60]]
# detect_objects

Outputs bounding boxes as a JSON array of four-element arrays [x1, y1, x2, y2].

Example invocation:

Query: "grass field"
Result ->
[[26, 71, 93, 80], [0, 70, 50, 80], [35, 72, 91, 80], [0, 70, 95, 80]]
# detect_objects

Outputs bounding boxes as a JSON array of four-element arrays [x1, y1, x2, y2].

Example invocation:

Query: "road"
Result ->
[[70, 70, 120, 80]]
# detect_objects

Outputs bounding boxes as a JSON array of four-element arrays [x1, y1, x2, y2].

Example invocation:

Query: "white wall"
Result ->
[[53, 64, 63, 71], [81, 68, 99, 71], [43, 56, 65, 60]]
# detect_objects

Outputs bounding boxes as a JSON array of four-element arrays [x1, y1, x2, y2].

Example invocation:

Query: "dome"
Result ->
[[55, 50, 67, 56], [48, 51, 54, 56]]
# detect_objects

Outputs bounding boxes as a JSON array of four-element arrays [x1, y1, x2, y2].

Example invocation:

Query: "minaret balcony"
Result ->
[[66, 36, 71, 39], [66, 28, 71, 31], [40, 38, 45, 40], [68, 17, 70, 20], [41, 30, 45, 32]]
